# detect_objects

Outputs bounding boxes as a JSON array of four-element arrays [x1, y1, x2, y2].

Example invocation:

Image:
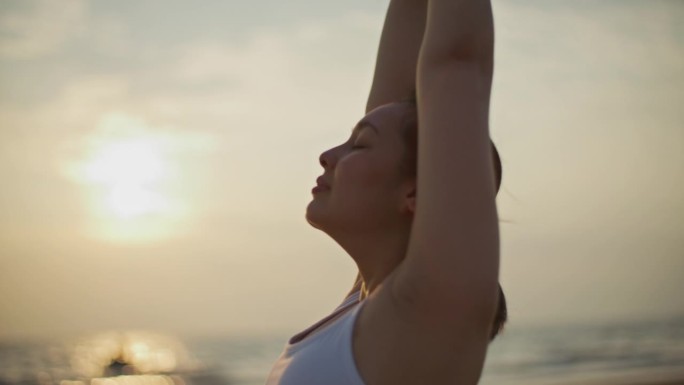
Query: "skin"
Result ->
[[301, 0, 499, 384], [306, 102, 417, 299]]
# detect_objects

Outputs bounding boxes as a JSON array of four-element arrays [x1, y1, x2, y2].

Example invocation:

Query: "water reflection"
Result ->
[[70, 331, 194, 378], [0, 331, 230, 385], [62, 375, 183, 385]]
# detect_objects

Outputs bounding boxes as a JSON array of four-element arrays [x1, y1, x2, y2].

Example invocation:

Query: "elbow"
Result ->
[[418, 33, 493, 74], [420, 0, 494, 67]]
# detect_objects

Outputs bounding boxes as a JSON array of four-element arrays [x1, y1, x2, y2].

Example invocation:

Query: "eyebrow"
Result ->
[[351, 120, 380, 135]]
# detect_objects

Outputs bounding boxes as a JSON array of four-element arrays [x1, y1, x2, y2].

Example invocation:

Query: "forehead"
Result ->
[[355, 102, 413, 134]]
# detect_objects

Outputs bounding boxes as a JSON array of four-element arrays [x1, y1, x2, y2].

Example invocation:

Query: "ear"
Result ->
[[401, 182, 416, 215]]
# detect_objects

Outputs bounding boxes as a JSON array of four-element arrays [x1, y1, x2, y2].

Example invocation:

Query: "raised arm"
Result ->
[[365, 0, 427, 113], [345, 0, 428, 300], [354, 0, 498, 384], [399, 0, 497, 308]]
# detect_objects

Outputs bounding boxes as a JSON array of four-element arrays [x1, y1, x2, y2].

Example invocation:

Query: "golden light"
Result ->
[[68, 331, 202, 383], [83, 138, 169, 219], [63, 113, 196, 243]]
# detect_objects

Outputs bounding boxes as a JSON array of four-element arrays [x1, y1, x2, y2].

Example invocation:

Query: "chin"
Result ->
[[307, 199, 337, 232], [305, 201, 323, 229]]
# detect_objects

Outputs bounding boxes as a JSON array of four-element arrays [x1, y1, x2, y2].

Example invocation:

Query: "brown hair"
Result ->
[[398, 100, 507, 341]]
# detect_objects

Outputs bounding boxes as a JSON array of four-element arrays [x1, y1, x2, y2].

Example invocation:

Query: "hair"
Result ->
[[398, 98, 507, 341]]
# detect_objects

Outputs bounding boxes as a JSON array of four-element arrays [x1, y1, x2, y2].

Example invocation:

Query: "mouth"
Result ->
[[312, 185, 328, 194], [312, 176, 330, 194]]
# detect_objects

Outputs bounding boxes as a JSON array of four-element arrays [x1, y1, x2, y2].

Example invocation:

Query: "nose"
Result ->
[[319, 147, 334, 169]]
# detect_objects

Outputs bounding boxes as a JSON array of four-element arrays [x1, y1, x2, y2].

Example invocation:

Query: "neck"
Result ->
[[332, 225, 411, 301]]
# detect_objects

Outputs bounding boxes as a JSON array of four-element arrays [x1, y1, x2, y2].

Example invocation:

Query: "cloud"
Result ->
[[483, 0, 684, 324], [1, 1, 682, 336], [0, 0, 87, 59], [491, 0, 684, 230], [168, 10, 383, 122]]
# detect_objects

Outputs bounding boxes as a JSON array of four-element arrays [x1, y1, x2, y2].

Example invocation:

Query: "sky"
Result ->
[[0, 0, 682, 339]]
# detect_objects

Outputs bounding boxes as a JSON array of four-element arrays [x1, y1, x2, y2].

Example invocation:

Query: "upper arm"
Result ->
[[355, 63, 498, 385], [365, 0, 427, 113]]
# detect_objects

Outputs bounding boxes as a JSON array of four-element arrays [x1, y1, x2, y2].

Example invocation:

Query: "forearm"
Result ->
[[419, 0, 494, 67], [417, 0, 494, 141], [366, 0, 427, 113]]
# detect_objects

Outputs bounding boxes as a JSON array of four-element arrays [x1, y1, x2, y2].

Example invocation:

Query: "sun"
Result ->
[[63, 113, 193, 243], [83, 138, 169, 219]]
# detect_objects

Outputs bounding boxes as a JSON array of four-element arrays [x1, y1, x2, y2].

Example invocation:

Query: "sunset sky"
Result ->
[[1, 0, 682, 339]]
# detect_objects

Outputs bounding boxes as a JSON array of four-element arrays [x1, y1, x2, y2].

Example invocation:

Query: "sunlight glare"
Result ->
[[83, 139, 169, 219], [62, 112, 204, 243]]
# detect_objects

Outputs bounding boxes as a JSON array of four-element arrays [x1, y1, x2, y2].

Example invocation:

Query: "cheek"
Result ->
[[335, 154, 384, 188], [333, 154, 403, 210]]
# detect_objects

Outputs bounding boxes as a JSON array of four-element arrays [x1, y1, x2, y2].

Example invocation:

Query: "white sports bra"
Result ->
[[265, 292, 366, 385]]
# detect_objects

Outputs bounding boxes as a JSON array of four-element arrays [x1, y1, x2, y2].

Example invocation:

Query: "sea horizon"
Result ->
[[2, 313, 683, 385]]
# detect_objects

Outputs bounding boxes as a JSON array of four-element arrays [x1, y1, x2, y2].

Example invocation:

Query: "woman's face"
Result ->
[[306, 102, 416, 235]]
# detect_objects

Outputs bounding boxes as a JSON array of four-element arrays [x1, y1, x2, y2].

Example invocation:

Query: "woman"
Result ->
[[266, 0, 504, 384]]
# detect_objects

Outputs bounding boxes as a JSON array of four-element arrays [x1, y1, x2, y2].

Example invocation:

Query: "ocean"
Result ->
[[2, 316, 683, 385]]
